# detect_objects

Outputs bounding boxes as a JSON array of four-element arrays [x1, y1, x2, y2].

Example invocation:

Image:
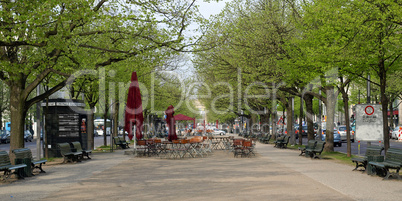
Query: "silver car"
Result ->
[[337, 125, 355, 142], [212, 128, 226, 135], [392, 126, 402, 139]]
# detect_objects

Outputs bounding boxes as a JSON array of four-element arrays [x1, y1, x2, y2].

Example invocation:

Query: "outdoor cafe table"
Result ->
[[209, 136, 232, 150]]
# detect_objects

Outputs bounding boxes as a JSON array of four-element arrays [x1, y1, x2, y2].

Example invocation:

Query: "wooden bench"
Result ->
[[113, 136, 130, 149], [368, 147, 402, 180], [299, 140, 317, 156], [12, 148, 47, 175], [0, 151, 27, 181], [58, 142, 82, 163], [351, 146, 384, 171], [70, 141, 92, 159], [274, 135, 290, 149], [259, 134, 272, 144], [306, 141, 326, 159]]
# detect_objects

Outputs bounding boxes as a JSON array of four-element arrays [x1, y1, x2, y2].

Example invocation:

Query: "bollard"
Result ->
[[358, 141, 360, 156]]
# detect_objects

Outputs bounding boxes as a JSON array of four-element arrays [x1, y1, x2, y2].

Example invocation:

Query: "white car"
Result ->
[[97, 129, 104, 136], [337, 125, 355, 142], [212, 128, 226, 135], [392, 126, 402, 139]]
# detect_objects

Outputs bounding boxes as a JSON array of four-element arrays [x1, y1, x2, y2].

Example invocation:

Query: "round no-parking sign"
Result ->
[[364, 105, 374, 115]]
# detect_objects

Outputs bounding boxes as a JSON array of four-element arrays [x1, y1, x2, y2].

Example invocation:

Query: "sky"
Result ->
[[177, 0, 230, 78], [197, 0, 230, 18]]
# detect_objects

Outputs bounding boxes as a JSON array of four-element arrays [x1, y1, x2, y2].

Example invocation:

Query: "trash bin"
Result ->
[[15, 158, 32, 177]]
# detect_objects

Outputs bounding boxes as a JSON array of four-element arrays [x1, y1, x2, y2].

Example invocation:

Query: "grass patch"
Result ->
[[321, 151, 356, 166], [286, 144, 305, 150], [44, 157, 57, 162], [93, 145, 112, 152]]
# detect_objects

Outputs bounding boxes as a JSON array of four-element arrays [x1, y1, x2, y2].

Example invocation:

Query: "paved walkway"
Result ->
[[1, 142, 401, 201]]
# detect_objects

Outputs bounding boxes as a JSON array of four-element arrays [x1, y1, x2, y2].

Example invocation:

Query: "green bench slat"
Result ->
[[12, 148, 47, 174], [351, 146, 384, 171], [0, 151, 27, 180], [368, 147, 402, 180]]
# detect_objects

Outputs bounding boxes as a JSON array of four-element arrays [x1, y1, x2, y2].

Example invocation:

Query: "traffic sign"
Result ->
[[355, 104, 383, 141]]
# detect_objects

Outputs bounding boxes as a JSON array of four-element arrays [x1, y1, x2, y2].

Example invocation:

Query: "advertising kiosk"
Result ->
[[41, 99, 87, 158]]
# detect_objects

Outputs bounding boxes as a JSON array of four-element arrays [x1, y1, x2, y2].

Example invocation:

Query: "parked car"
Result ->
[[295, 126, 308, 137], [97, 129, 104, 136], [321, 129, 342, 147], [212, 128, 226, 135], [24, 130, 33, 142], [392, 126, 402, 139], [0, 130, 11, 144], [337, 125, 355, 142]]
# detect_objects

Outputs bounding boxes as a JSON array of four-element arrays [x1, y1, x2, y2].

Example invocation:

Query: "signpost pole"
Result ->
[[358, 141, 360, 156], [367, 75, 371, 147]]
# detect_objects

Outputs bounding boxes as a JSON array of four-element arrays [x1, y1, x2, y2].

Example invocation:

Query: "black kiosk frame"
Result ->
[[42, 99, 87, 158]]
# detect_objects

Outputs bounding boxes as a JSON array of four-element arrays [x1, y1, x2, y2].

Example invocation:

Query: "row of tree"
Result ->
[[193, 0, 401, 155]]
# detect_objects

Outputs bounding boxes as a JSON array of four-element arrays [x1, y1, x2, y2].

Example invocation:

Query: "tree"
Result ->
[[0, 80, 9, 129], [0, 0, 203, 153], [293, 0, 402, 152]]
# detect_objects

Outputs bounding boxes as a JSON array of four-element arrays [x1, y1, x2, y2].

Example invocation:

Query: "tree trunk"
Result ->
[[249, 114, 255, 134], [324, 86, 336, 152], [103, 108, 108, 146], [379, 66, 389, 152], [261, 112, 270, 134], [87, 109, 95, 150], [286, 97, 295, 145], [9, 84, 26, 161], [299, 96, 303, 145], [388, 96, 394, 131], [272, 109, 277, 140], [304, 94, 315, 141], [113, 101, 119, 138], [341, 90, 351, 157]]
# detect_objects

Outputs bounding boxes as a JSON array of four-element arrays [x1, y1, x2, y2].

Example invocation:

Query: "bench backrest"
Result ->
[[113, 137, 120, 144], [118, 136, 126, 142], [365, 146, 384, 157], [385, 148, 402, 164], [314, 141, 326, 152], [0, 151, 12, 166], [277, 136, 285, 141], [12, 148, 32, 160], [306, 140, 317, 149], [284, 135, 290, 143], [71, 141, 83, 152], [58, 142, 73, 155]]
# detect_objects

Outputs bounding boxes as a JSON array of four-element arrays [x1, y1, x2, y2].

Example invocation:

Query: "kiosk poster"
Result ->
[[58, 113, 80, 137]]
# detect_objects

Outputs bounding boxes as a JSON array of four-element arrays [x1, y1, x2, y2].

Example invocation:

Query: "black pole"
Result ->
[[367, 74, 371, 104]]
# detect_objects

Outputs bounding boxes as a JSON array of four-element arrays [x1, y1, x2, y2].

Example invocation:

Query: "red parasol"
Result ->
[[124, 72, 144, 141], [165, 105, 177, 141]]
